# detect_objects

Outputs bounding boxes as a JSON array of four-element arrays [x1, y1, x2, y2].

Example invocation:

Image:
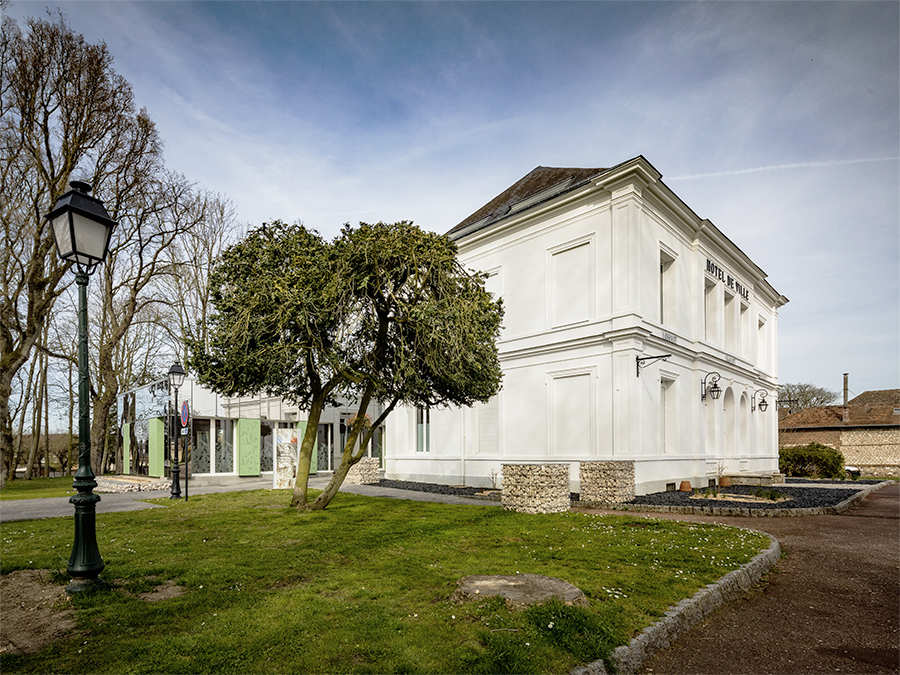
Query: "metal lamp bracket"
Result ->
[[636, 354, 672, 377]]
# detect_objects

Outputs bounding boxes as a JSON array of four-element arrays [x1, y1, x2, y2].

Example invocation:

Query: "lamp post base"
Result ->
[[66, 576, 107, 595], [170, 465, 182, 499]]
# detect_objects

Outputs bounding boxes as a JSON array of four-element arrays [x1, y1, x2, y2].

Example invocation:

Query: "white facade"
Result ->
[[384, 156, 788, 495]]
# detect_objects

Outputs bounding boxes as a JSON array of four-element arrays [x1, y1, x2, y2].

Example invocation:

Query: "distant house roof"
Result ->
[[779, 403, 899, 430], [446, 166, 609, 239], [847, 389, 900, 407]]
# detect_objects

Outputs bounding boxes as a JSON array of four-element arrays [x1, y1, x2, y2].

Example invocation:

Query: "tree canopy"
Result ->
[[187, 220, 504, 510]]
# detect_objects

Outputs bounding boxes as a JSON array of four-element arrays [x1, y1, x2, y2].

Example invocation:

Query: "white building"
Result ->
[[384, 156, 788, 495]]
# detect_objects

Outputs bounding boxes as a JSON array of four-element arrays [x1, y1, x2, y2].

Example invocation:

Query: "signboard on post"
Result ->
[[180, 401, 190, 427]]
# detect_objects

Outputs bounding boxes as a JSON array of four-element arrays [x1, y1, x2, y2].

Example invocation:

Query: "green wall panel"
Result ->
[[123, 422, 131, 475], [149, 418, 164, 478], [237, 419, 261, 476]]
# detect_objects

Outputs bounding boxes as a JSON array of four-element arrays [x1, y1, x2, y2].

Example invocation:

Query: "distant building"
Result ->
[[385, 156, 788, 495], [779, 389, 900, 477], [116, 380, 382, 487]]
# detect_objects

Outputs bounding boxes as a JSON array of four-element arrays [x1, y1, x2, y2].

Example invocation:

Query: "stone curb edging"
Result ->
[[571, 532, 782, 675], [574, 481, 892, 518]]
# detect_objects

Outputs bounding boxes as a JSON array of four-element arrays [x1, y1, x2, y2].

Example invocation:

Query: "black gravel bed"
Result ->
[[378, 479, 876, 510], [625, 484, 864, 509], [785, 477, 883, 485], [378, 479, 488, 498]]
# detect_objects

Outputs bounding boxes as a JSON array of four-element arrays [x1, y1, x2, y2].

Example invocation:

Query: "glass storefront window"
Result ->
[[216, 419, 234, 473]]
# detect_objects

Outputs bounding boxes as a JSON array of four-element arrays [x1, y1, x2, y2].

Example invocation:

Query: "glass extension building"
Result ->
[[116, 380, 383, 486]]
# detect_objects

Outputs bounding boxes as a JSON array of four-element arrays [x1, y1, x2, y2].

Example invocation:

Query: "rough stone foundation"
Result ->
[[501, 463, 569, 514], [579, 461, 635, 505], [96, 476, 169, 493], [345, 457, 380, 485]]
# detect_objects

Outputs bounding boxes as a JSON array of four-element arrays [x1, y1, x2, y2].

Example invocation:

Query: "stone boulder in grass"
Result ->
[[451, 574, 588, 609]]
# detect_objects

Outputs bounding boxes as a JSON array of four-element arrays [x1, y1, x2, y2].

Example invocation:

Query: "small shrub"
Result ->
[[779, 443, 845, 479]]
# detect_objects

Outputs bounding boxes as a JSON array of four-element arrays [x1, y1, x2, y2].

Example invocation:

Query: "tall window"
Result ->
[[757, 318, 767, 371], [660, 377, 676, 454], [704, 279, 717, 343], [659, 249, 675, 326], [724, 291, 736, 353], [416, 407, 431, 453], [478, 396, 500, 455], [740, 303, 750, 358]]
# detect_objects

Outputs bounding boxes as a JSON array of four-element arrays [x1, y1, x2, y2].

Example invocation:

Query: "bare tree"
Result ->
[[0, 13, 160, 474], [778, 382, 839, 412], [157, 192, 240, 363]]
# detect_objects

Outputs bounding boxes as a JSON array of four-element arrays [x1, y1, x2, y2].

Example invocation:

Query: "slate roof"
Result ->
[[847, 389, 900, 407], [446, 166, 608, 238]]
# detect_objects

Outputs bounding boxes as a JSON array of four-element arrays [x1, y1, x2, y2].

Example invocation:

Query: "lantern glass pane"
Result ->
[[71, 211, 111, 263], [51, 212, 74, 259]]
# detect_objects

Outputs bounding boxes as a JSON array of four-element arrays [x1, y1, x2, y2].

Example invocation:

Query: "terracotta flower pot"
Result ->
[[679, 480, 693, 492], [719, 476, 731, 487]]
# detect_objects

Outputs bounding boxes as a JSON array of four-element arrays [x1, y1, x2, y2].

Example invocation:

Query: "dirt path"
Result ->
[[580, 483, 900, 674]]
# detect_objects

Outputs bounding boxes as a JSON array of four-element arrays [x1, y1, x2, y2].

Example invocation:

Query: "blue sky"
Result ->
[[7, 0, 899, 396]]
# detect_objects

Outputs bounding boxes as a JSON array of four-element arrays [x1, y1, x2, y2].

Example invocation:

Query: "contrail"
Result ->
[[667, 156, 899, 180]]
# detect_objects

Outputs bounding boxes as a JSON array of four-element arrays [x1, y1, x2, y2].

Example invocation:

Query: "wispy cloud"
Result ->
[[668, 157, 899, 180]]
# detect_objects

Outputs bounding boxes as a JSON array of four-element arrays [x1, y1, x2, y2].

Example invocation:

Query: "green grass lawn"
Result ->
[[0, 489, 771, 674], [0, 476, 76, 500]]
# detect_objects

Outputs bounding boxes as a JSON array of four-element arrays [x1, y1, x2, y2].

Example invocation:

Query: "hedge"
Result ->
[[779, 443, 845, 479]]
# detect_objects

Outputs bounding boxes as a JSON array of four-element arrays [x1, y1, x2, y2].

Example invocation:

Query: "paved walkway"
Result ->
[[578, 482, 900, 674]]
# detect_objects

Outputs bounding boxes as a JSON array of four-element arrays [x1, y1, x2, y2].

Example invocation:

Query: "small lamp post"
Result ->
[[46, 181, 117, 594], [168, 362, 186, 499]]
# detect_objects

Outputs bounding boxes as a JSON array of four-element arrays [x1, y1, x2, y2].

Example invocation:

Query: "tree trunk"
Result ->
[[68, 360, 74, 476], [307, 384, 377, 511], [25, 354, 47, 480], [90, 345, 120, 476], [290, 395, 327, 510]]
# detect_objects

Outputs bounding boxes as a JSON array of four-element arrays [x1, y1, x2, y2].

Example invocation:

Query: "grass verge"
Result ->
[[0, 476, 76, 501], [0, 489, 771, 674]]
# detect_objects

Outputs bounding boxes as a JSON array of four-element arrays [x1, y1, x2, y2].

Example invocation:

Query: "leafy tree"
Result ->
[[188, 220, 504, 511], [777, 382, 839, 412]]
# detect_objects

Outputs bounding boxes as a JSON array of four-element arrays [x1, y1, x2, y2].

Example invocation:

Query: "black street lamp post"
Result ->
[[168, 362, 186, 499], [46, 181, 117, 594]]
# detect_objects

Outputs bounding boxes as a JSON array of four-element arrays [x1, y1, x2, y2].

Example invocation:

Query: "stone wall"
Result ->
[[779, 428, 842, 449], [841, 428, 899, 476], [579, 461, 635, 505], [96, 477, 170, 493], [779, 426, 898, 477], [501, 464, 569, 514], [345, 457, 380, 485]]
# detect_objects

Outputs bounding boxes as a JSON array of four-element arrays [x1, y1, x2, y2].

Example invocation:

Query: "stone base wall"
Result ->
[[579, 461, 635, 505], [345, 457, 380, 485], [96, 477, 170, 493], [501, 464, 569, 514]]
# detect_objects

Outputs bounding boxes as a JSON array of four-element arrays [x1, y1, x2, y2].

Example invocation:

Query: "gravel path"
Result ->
[[577, 482, 900, 674]]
